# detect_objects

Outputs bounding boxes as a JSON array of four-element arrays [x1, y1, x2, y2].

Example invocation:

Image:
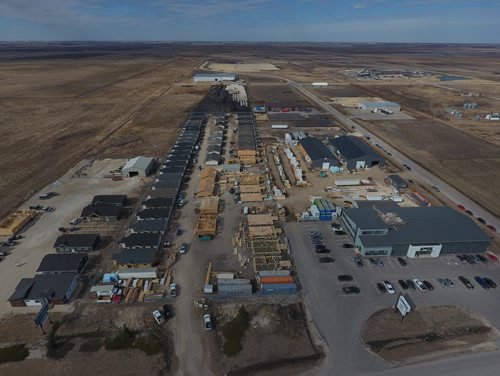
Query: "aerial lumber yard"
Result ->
[[1, 39, 500, 376]]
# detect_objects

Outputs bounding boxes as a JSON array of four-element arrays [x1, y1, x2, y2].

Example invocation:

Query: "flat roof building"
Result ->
[[359, 101, 401, 112], [340, 206, 491, 258], [194, 73, 236, 82], [330, 136, 385, 170], [297, 137, 340, 169]]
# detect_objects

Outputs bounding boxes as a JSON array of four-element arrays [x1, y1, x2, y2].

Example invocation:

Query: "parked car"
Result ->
[[437, 278, 447, 288], [353, 257, 364, 268], [334, 230, 346, 236], [474, 276, 490, 289], [456, 255, 467, 263], [383, 281, 395, 295], [203, 314, 213, 331], [476, 254, 488, 263], [398, 280, 408, 290], [484, 277, 497, 289], [152, 310, 165, 325], [406, 279, 416, 290], [376, 282, 386, 293], [486, 252, 499, 263], [377, 259, 384, 267], [369, 258, 377, 266], [179, 242, 188, 254], [338, 275, 353, 282], [69, 218, 81, 226], [343, 286, 360, 295], [342, 243, 354, 248], [458, 276, 474, 289], [397, 257, 407, 266], [331, 223, 343, 231], [39, 192, 57, 200], [414, 279, 428, 292], [29, 204, 43, 210], [422, 280, 434, 291], [319, 257, 335, 263], [444, 278, 454, 288], [169, 283, 178, 297], [477, 217, 486, 225]]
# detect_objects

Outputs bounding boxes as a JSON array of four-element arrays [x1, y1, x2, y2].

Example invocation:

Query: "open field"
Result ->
[[357, 118, 500, 218], [248, 84, 316, 108], [363, 306, 499, 364], [0, 56, 204, 220]]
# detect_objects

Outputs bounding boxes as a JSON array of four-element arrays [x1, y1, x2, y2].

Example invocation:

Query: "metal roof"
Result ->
[[360, 101, 400, 107], [298, 137, 340, 164], [347, 206, 491, 246], [194, 73, 236, 78], [122, 156, 153, 171], [330, 136, 384, 162]]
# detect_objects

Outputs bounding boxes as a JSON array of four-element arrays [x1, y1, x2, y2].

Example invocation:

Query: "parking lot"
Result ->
[[285, 220, 500, 376]]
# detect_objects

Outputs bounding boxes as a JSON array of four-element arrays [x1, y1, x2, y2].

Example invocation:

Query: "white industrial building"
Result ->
[[359, 101, 401, 112], [122, 156, 154, 178], [312, 82, 328, 87], [194, 73, 236, 82]]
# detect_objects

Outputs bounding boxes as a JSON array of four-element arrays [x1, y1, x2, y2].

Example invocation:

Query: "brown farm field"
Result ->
[[358, 118, 500, 217], [248, 84, 316, 108], [0, 57, 204, 219]]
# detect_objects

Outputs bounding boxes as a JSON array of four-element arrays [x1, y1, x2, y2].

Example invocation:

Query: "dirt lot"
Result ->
[[0, 304, 169, 376], [362, 306, 499, 364], [207, 62, 280, 72], [216, 303, 321, 376], [358, 118, 500, 218], [0, 56, 204, 220]]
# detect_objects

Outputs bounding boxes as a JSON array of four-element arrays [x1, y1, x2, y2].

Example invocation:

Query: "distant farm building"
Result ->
[[297, 137, 340, 170], [330, 136, 385, 170], [122, 156, 154, 178], [359, 101, 401, 112], [194, 73, 236, 82]]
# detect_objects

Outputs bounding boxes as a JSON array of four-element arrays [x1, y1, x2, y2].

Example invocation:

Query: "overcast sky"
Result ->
[[0, 0, 499, 43]]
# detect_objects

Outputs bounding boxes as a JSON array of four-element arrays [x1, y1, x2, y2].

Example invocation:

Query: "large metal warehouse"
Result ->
[[330, 136, 385, 170], [122, 156, 154, 178], [340, 206, 491, 258], [297, 137, 340, 169], [359, 101, 401, 112], [194, 73, 236, 82]]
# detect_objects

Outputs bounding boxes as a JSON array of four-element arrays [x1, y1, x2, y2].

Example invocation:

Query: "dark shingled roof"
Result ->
[[9, 274, 77, 302], [131, 219, 167, 233], [54, 234, 99, 249], [81, 204, 122, 218], [92, 195, 127, 206], [36, 253, 88, 274], [142, 197, 175, 209], [137, 208, 171, 220], [121, 233, 161, 248], [112, 249, 156, 265]]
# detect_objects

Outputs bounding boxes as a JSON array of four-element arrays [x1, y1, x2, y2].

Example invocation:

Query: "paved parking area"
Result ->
[[285, 220, 500, 376]]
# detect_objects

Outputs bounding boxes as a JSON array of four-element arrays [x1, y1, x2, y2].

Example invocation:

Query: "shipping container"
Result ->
[[260, 276, 294, 284], [261, 283, 297, 295], [258, 270, 291, 277], [218, 283, 252, 296], [218, 278, 251, 285], [335, 179, 361, 186]]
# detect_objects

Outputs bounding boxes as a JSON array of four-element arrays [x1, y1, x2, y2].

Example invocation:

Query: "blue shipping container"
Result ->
[[261, 283, 297, 295]]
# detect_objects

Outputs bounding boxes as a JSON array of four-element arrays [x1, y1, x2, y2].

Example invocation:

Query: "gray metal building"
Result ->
[[330, 136, 385, 170], [298, 137, 340, 169], [122, 156, 154, 178], [340, 206, 490, 258], [194, 73, 236, 82]]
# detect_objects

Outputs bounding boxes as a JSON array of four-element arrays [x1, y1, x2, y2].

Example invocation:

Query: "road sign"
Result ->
[[34, 301, 49, 328], [396, 295, 412, 316]]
